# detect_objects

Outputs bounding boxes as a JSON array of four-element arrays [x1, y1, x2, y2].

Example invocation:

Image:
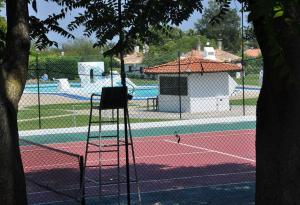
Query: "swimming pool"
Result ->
[[24, 83, 159, 99]]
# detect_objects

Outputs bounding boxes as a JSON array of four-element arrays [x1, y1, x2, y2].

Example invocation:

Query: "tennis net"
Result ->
[[20, 139, 84, 204]]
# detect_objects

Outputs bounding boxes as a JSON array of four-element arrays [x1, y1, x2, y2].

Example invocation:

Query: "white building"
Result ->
[[78, 62, 105, 85], [124, 46, 145, 75], [144, 48, 242, 113]]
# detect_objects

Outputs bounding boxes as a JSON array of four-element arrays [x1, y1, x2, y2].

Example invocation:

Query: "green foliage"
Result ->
[[143, 32, 214, 67], [0, 0, 4, 11], [28, 37, 120, 80], [27, 53, 120, 80], [0, 16, 6, 62], [194, 1, 241, 53], [27, 0, 203, 52], [244, 25, 259, 49], [30, 56, 81, 80], [66, 0, 203, 55], [62, 38, 100, 56], [61, 38, 120, 75], [0, 0, 6, 62]]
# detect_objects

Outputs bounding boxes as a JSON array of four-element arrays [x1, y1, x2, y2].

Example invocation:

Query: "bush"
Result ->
[[27, 55, 120, 80]]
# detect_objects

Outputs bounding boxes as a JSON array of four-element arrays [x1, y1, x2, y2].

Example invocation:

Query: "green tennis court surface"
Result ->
[[20, 120, 255, 145]]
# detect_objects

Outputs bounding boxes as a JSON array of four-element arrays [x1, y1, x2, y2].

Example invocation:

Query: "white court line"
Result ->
[[24, 151, 211, 169], [31, 181, 255, 205], [28, 171, 255, 195], [86, 151, 211, 163], [20, 130, 255, 152], [164, 140, 256, 163]]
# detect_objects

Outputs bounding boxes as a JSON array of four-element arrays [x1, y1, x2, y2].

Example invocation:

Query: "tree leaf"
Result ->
[[32, 0, 37, 13]]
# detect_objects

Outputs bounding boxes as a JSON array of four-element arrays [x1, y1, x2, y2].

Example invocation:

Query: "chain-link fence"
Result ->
[[19, 50, 260, 204]]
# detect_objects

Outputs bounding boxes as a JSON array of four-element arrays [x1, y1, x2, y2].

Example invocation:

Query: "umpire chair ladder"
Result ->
[[84, 87, 141, 204]]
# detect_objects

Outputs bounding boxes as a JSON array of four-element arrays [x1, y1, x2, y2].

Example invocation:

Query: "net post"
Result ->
[[79, 156, 85, 205]]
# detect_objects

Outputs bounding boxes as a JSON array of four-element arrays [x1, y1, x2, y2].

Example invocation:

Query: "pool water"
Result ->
[[24, 83, 159, 99]]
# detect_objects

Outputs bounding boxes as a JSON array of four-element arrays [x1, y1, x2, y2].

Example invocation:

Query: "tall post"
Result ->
[[110, 55, 115, 119], [241, 2, 246, 116], [178, 51, 182, 119], [110, 55, 114, 87], [117, 0, 131, 204], [36, 53, 42, 129]]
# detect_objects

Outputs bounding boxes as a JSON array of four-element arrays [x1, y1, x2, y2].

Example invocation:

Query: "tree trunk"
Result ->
[[254, 2, 300, 204], [0, 0, 30, 204]]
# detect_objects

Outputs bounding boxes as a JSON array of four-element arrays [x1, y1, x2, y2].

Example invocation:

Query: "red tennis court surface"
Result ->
[[21, 129, 256, 204]]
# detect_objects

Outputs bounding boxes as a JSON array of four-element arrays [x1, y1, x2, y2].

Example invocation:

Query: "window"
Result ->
[[128, 66, 132, 72], [140, 67, 144, 74], [160, 76, 188, 96]]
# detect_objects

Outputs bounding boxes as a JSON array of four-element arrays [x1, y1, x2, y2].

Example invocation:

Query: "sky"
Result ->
[[1, 0, 244, 47]]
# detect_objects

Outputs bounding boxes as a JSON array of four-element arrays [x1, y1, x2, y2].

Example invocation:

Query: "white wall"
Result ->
[[78, 62, 104, 85], [188, 73, 229, 97], [158, 73, 230, 113], [158, 95, 190, 112], [188, 73, 230, 112]]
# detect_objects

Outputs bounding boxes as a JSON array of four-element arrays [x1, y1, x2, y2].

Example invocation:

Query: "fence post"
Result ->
[[241, 3, 246, 116], [242, 63, 246, 116], [178, 51, 182, 119], [110, 55, 114, 87], [36, 53, 42, 129], [110, 55, 115, 119]]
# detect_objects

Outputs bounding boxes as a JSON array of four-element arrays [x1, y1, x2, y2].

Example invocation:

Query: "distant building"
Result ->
[[183, 48, 241, 63], [124, 46, 146, 75], [144, 48, 242, 113]]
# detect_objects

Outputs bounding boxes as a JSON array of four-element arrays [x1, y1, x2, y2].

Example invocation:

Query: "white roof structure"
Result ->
[[203, 47, 217, 60], [78, 62, 104, 85]]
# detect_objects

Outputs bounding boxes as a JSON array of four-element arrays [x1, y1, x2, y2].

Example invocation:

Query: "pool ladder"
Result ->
[[83, 90, 141, 204]]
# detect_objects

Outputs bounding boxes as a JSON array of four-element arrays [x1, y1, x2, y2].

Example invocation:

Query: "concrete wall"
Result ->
[[188, 73, 229, 98], [158, 95, 190, 112], [188, 73, 230, 112], [158, 73, 230, 113]]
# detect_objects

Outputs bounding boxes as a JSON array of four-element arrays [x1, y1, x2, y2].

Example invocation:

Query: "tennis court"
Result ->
[[20, 118, 256, 205]]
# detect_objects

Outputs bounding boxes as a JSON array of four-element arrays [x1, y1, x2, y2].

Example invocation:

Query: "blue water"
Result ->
[[24, 83, 159, 99]]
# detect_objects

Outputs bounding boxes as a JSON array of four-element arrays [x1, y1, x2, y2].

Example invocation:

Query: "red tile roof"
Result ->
[[144, 56, 242, 74], [244, 48, 261, 58], [183, 49, 241, 62], [215, 49, 241, 62]]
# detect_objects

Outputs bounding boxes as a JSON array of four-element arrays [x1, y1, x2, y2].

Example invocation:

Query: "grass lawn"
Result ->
[[230, 98, 258, 106], [18, 115, 169, 130], [25, 102, 91, 111], [235, 74, 261, 86], [18, 109, 72, 120], [23, 101, 141, 111]]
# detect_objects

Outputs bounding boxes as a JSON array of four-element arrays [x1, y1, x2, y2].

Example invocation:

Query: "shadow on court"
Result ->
[[25, 162, 255, 205]]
